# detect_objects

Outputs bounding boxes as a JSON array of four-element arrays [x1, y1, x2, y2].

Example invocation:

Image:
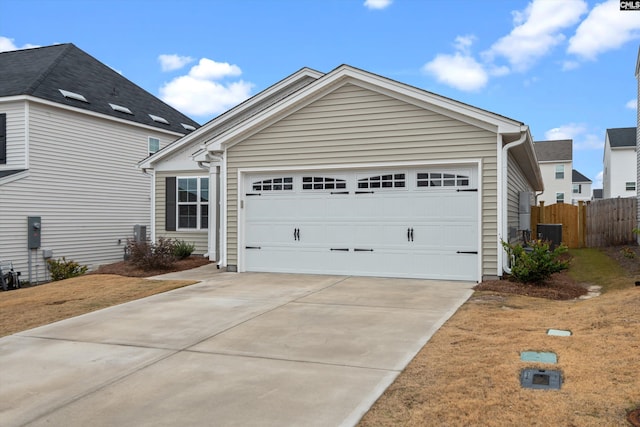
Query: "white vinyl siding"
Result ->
[[0, 102, 180, 276], [226, 83, 499, 278], [155, 171, 208, 254], [0, 100, 27, 169]]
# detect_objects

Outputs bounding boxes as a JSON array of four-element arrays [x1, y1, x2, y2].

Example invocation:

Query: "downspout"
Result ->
[[501, 128, 528, 275]]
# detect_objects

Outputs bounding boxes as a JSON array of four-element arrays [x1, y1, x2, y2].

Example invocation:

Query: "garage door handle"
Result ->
[[407, 227, 414, 242], [456, 251, 478, 254], [331, 191, 349, 195], [246, 246, 261, 249], [330, 248, 349, 251], [355, 191, 375, 194], [457, 188, 478, 192], [354, 248, 374, 252], [293, 228, 300, 241]]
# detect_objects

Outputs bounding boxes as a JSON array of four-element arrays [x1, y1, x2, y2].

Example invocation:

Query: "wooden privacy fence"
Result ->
[[530, 198, 637, 248]]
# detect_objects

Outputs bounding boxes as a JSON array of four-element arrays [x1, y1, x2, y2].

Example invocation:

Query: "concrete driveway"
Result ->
[[0, 271, 473, 427]]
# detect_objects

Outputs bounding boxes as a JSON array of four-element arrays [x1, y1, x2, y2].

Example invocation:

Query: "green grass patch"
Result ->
[[568, 248, 631, 292]]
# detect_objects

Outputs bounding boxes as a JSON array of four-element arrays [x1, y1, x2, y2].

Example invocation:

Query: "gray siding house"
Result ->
[[140, 65, 543, 282], [0, 44, 199, 281]]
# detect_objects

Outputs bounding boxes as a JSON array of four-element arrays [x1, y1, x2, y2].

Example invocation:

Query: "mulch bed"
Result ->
[[89, 256, 212, 278], [474, 270, 589, 300]]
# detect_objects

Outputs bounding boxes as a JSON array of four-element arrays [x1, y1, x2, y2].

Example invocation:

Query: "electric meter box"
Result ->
[[28, 216, 41, 249]]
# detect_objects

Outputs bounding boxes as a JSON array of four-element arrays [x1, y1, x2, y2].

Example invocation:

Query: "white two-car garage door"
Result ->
[[242, 166, 479, 281]]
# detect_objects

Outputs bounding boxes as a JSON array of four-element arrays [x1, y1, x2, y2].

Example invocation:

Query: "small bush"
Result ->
[[173, 240, 196, 259], [502, 239, 569, 284], [126, 237, 177, 270], [620, 247, 636, 259], [47, 257, 88, 281]]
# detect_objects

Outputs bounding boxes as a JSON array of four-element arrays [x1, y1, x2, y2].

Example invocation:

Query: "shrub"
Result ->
[[173, 240, 196, 259], [620, 247, 636, 259], [502, 239, 569, 284], [126, 237, 177, 270], [47, 257, 88, 281]]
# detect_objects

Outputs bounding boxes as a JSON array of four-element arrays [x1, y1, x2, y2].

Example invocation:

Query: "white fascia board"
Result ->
[[206, 65, 524, 154], [140, 67, 324, 169]]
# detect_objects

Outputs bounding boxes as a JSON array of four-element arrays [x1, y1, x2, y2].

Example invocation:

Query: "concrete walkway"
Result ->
[[0, 272, 474, 427]]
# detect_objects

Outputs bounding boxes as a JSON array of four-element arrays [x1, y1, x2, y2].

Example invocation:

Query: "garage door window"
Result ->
[[357, 173, 405, 189], [302, 176, 347, 190], [417, 172, 469, 188], [252, 177, 293, 191]]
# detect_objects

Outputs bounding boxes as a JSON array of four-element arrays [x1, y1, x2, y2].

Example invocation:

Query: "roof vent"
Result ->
[[109, 103, 133, 115], [59, 89, 88, 103], [148, 114, 169, 125], [181, 123, 196, 131]]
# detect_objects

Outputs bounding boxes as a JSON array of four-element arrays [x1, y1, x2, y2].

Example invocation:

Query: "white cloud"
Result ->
[[485, 0, 588, 71], [160, 58, 253, 118], [544, 123, 603, 150], [561, 60, 580, 70], [423, 35, 488, 91], [364, 0, 392, 10], [594, 170, 603, 188], [568, 0, 640, 60], [0, 36, 39, 52], [626, 99, 638, 109], [158, 54, 194, 72]]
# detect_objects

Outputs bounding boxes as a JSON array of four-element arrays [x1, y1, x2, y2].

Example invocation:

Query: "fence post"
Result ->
[[539, 201, 545, 225], [578, 201, 585, 248]]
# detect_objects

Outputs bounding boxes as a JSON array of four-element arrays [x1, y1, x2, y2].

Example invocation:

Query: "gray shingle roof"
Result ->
[[533, 139, 572, 161], [0, 44, 199, 134], [572, 169, 591, 183], [606, 127, 636, 148]]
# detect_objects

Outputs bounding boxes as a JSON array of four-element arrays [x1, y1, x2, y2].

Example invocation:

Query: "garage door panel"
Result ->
[[243, 167, 479, 281]]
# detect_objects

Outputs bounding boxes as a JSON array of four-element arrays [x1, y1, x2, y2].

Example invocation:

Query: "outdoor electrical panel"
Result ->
[[28, 216, 41, 249]]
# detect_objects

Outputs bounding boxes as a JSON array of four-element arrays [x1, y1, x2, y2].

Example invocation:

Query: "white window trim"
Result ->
[[176, 176, 209, 231]]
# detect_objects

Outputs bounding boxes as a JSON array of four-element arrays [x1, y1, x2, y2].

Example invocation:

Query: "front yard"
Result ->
[[359, 247, 640, 426]]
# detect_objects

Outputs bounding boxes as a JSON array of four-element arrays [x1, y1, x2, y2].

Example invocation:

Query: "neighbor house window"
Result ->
[[626, 182, 636, 191], [556, 192, 565, 203], [555, 165, 564, 179], [177, 177, 208, 229], [573, 184, 581, 194], [148, 137, 160, 156]]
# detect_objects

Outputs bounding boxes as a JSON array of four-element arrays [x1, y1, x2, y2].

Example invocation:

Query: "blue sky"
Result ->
[[2, 0, 639, 189]]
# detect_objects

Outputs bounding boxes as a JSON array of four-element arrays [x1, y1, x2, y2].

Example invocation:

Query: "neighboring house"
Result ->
[[0, 44, 199, 281], [602, 127, 636, 199], [533, 139, 573, 205], [140, 65, 543, 282], [571, 169, 592, 204], [592, 188, 603, 200]]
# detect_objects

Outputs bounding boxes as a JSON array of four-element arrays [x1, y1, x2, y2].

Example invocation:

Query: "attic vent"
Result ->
[[149, 114, 169, 125], [181, 123, 196, 131], [59, 89, 88, 103], [109, 103, 133, 115]]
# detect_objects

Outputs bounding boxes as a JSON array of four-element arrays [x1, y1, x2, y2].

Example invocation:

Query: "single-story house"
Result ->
[[140, 65, 543, 282]]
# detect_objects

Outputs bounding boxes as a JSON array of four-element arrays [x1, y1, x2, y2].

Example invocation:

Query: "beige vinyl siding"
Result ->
[[507, 152, 534, 243], [154, 170, 208, 254], [0, 102, 181, 276], [226, 83, 499, 277], [0, 100, 27, 169]]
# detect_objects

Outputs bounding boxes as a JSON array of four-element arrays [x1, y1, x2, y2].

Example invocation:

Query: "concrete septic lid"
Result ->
[[547, 328, 572, 336], [520, 368, 562, 390], [520, 351, 557, 364]]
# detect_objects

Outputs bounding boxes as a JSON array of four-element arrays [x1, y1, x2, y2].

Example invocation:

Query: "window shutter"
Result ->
[[165, 177, 176, 231], [0, 113, 6, 164]]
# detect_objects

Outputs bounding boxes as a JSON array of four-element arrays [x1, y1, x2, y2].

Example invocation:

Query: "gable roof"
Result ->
[[0, 44, 199, 135], [532, 139, 572, 162], [572, 169, 591, 183], [139, 66, 324, 168], [606, 127, 636, 148]]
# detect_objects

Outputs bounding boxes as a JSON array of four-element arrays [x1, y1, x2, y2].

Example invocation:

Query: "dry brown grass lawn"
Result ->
[[359, 249, 640, 427], [0, 275, 195, 337]]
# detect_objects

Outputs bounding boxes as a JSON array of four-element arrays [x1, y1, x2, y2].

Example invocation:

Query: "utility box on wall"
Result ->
[[27, 216, 41, 249]]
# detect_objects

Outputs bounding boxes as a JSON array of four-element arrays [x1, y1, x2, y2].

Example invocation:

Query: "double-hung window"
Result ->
[[626, 182, 636, 191], [177, 177, 209, 229], [555, 165, 564, 179]]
